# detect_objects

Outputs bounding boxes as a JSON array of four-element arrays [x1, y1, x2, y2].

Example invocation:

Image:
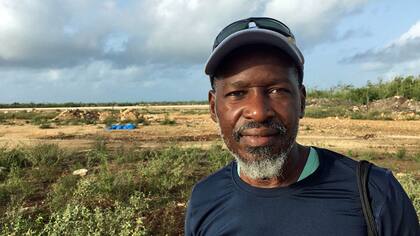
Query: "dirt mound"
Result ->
[[119, 109, 141, 122], [53, 109, 99, 122], [98, 111, 114, 123], [368, 96, 420, 112], [118, 109, 166, 123], [306, 98, 350, 107], [144, 114, 165, 123]]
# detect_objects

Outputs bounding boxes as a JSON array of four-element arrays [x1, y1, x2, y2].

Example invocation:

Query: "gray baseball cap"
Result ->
[[205, 17, 304, 82]]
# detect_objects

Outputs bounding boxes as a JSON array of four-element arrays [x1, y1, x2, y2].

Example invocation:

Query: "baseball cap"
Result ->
[[205, 17, 304, 83]]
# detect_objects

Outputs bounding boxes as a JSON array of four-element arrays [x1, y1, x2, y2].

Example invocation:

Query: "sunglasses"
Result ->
[[213, 17, 294, 49]]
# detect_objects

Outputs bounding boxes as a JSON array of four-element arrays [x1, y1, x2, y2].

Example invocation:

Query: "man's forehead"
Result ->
[[214, 44, 297, 78], [225, 76, 295, 88]]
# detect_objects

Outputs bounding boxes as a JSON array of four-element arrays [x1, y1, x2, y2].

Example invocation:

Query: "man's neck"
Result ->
[[239, 144, 309, 188]]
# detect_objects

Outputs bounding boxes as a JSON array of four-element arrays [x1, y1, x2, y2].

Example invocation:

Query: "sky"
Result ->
[[0, 0, 419, 103]]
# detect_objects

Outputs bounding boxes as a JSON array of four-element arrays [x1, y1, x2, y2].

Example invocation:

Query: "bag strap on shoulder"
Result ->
[[356, 160, 378, 236]]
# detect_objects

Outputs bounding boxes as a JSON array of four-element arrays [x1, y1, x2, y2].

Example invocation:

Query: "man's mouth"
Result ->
[[239, 128, 280, 146], [232, 120, 287, 144]]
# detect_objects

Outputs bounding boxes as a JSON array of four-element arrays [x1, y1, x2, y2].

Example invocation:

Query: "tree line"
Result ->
[[307, 75, 420, 104]]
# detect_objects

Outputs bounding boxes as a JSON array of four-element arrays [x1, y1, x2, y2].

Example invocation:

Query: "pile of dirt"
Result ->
[[390, 111, 419, 120], [144, 114, 165, 123], [368, 96, 420, 113], [53, 109, 99, 122], [118, 109, 166, 123], [98, 111, 114, 123], [306, 98, 350, 107], [119, 109, 141, 122]]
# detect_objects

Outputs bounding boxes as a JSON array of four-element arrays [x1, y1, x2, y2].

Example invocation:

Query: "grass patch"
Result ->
[[0, 143, 418, 234], [396, 148, 407, 160], [159, 114, 176, 125]]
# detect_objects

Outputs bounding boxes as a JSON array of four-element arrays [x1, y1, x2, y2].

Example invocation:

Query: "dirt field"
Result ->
[[1, 105, 419, 175]]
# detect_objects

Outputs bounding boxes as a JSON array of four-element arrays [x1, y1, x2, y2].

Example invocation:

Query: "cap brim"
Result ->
[[205, 28, 304, 76]]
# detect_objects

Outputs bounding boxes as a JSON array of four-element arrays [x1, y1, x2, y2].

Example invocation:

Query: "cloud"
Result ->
[[0, 0, 260, 70], [263, 0, 369, 49], [0, 60, 209, 102], [0, 0, 372, 70], [342, 20, 420, 64], [340, 20, 420, 79], [0, 0, 390, 102]]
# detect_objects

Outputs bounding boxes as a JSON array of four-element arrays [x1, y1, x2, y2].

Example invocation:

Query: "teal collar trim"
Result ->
[[297, 147, 319, 182], [237, 147, 319, 182]]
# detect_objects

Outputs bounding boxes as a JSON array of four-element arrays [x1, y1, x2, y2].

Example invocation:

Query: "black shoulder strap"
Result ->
[[356, 160, 379, 236]]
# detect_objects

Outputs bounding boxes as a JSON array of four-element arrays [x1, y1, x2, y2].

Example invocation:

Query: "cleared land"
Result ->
[[1, 106, 419, 173], [0, 104, 419, 235]]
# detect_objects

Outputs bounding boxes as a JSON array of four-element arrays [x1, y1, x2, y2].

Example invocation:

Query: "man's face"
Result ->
[[209, 49, 306, 178]]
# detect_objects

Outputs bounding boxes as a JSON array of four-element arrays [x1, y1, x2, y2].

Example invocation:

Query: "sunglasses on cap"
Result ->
[[213, 17, 295, 50]]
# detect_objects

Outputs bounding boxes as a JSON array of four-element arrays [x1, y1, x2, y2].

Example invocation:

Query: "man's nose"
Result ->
[[243, 91, 274, 122]]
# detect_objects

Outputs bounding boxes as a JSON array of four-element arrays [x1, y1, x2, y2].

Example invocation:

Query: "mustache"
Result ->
[[233, 120, 287, 142]]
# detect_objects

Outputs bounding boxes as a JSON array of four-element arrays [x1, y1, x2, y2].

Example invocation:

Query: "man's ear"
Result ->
[[299, 85, 306, 119], [208, 90, 218, 123]]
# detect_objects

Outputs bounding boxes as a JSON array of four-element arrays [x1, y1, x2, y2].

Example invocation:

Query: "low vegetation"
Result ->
[[307, 75, 420, 103], [0, 142, 232, 235], [0, 142, 418, 235]]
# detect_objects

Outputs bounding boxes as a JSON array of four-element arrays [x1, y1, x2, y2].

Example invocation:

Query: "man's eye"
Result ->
[[269, 88, 289, 94], [226, 91, 245, 97]]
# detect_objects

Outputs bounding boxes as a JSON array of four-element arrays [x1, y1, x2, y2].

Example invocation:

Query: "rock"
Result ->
[[72, 168, 88, 177]]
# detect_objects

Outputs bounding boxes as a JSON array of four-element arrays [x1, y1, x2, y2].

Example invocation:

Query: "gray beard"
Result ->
[[233, 147, 289, 179], [215, 111, 297, 180]]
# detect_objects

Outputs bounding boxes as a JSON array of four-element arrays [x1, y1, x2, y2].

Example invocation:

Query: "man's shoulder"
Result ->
[[314, 146, 392, 181], [314, 146, 402, 211], [189, 161, 235, 207]]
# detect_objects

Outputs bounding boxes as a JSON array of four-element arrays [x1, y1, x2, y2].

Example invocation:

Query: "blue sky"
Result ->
[[0, 0, 419, 103]]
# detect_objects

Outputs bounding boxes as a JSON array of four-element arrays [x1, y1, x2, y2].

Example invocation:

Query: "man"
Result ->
[[185, 17, 419, 235]]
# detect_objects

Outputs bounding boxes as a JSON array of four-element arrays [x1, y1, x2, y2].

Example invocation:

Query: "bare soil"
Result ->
[[1, 106, 419, 175]]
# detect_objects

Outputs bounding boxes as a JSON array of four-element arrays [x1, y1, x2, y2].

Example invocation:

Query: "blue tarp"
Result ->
[[107, 123, 136, 130]]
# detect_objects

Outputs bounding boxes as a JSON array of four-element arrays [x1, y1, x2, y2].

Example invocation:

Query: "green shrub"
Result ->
[[307, 76, 420, 103], [48, 175, 80, 211], [396, 173, 420, 219], [414, 152, 420, 162], [39, 122, 53, 129], [396, 148, 407, 160], [26, 144, 66, 167], [104, 116, 118, 127], [0, 147, 31, 169], [0, 167, 34, 209], [159, 114, 176, 125], [1, 192, 149, 235], [0, 143, 417, 235]]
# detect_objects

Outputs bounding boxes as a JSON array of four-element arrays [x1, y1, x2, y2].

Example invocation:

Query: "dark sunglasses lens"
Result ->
[[255, 19, 292, 37], [213, 18, 293, 49], [214, 21, 248, 48]]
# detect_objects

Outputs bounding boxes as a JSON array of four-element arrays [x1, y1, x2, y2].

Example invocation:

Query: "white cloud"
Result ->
[[342, 20, 420, 77], [0, 0, 261, 69], [395, 21, 420, 45], [0, 0, 372, 70], [263, 0, 369, 49]]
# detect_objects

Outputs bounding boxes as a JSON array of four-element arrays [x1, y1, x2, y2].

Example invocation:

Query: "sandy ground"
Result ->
[[1, 112, 419, 152], [1, 109, 419, 175]]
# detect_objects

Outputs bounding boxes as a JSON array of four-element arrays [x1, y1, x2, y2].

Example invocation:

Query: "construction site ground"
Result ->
[[0, 105, 419, 176]]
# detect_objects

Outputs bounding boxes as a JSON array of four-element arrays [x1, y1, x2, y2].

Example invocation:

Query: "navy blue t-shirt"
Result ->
[[185, 147, 419, 236]]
